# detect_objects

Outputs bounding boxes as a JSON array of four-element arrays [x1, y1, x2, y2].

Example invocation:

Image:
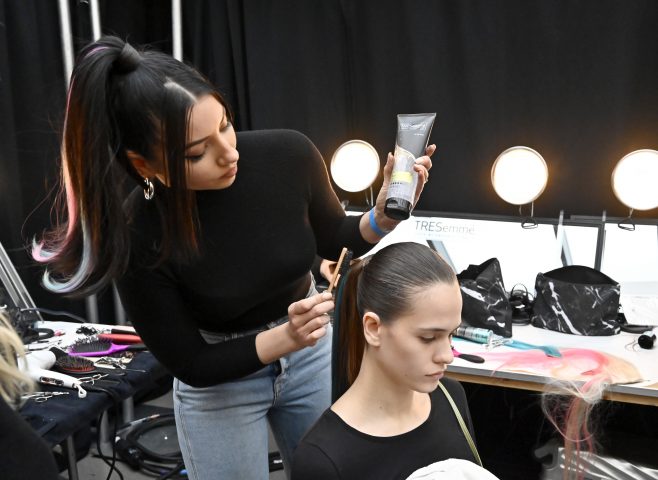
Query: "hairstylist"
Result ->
[[32, 36, 434, 479]]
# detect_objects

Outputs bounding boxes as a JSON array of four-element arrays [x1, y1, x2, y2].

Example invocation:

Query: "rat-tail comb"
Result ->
[[327, 247, 353, 294]]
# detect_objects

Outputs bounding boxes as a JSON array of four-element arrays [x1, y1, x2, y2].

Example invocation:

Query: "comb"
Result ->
[[327, 247, 353, 294], [505, 339, 562, 358]]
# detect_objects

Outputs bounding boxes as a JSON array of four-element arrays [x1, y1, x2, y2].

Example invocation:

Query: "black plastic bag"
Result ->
[[457, 258, 512, 338], [531, 265, 621, 336]]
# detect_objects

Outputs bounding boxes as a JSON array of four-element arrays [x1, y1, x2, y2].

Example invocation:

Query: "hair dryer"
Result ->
[[18, 350, 87, 398]]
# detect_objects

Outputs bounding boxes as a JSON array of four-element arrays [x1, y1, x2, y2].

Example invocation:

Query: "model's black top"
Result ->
[[0, 398, 59, 479], [117, 130, 373, 387], [291, 379, 477, 480]]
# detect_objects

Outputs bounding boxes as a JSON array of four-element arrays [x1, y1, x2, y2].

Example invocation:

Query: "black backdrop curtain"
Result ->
[[2, 0, 658, 318]]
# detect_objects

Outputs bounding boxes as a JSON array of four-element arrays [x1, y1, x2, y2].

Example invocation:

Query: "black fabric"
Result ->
[[18, 352, 168, 446], [4, 1, 658, 326], [0, 397, 59, 479], [291, 378, 477, 480], [457, 258, 512, 338], [116, 130, 374, 387], [531, 265, 622, 336]]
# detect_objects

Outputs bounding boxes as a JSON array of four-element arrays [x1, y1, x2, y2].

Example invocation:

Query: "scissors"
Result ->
[[22, 391, 70, 403]]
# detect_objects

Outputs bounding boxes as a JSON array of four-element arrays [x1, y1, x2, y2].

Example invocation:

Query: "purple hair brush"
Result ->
[[68, 338, 131, 357]]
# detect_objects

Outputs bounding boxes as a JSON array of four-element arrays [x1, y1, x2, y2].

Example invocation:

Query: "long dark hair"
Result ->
[[336, 242, 457, 389], [32, 36, 230, 296]]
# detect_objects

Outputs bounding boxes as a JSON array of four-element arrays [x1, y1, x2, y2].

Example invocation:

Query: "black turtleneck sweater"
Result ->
[[117, 129, 373, 387]]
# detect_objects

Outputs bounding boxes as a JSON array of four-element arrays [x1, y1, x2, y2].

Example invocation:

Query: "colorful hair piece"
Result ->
[[478, 348, 642, 479], [32, 76, 95, 293]]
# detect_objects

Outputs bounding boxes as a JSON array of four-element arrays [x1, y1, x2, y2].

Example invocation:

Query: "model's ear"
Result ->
[[363, 312, 383, 347], [126, 150, 156, 179]]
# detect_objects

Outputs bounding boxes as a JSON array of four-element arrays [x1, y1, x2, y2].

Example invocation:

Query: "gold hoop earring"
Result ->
[[143, 178, 155, 200]]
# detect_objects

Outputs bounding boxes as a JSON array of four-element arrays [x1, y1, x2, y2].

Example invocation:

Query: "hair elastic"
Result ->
[[369, 208, 390, 237]]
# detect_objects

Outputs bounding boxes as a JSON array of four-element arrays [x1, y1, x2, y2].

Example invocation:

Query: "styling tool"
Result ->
[[98, 333, 142, 344], [93, 356, 146, 372], [503, 339, 562, 358], [454, 325, 507, 348], [327, 247, 353, 294], [452, 347, 485, 364], [55, 355, 97, 375], [68, 337, 135, 357], [78, 324, 137, 335], [18, 350, 87, 397]]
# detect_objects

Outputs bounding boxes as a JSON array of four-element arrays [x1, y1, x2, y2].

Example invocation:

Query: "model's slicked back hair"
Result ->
[[336, 242, 457, 388], [33, 36, 230, 296]]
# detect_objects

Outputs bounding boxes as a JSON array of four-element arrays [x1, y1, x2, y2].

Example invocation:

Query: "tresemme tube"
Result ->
[[384, 113, 436, 220]]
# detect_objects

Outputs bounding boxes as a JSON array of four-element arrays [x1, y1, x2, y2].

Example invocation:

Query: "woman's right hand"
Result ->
[[255, 291, 334, 364], [286, 291, 334, 348]]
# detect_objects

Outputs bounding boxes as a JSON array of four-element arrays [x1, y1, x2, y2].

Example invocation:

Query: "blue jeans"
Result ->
[[173, 282, 331, 480]]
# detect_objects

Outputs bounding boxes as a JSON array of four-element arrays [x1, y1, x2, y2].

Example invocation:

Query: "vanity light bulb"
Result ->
[[330, 140, 380, 193], [612, 149, 658, 211], [491, 146, 548, 205]]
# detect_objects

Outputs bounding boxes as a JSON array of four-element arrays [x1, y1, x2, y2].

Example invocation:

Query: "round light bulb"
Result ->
[[330, 140, 380, 192], [491, 146, 548, 205], [611, 149, 658, 211]]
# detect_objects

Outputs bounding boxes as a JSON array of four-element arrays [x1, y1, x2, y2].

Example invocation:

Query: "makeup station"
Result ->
[[350, 209, 658, 400], [331, 140, 658, 478]]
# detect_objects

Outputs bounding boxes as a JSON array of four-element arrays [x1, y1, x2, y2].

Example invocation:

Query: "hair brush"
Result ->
[[68, 337, 145, 357], [327, 247, 353, 294], [54, 355, 97, 374]]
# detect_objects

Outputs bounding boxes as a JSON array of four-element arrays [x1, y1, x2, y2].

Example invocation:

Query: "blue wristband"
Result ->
[[369, 208, 390, 237]]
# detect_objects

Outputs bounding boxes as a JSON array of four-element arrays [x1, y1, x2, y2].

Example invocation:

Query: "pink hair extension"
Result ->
[[84, 46, 109, 59], [31, 75, 97, 293], [32, 79, 79, 264], [36, 220, 95, 294], [478, 348, 641, 480]]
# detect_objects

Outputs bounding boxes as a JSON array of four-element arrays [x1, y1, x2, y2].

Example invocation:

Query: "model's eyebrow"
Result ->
[[185, 107, 226, 149], [416, 327, 453, 333]]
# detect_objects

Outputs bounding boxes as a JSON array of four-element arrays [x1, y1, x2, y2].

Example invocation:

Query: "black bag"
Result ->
[[531, 265, 621, 336], [457, 258, 512, 338]]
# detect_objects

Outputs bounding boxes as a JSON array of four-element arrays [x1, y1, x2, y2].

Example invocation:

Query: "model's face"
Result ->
[[374, 281, 462, 393], [182, 94, 239, 190]]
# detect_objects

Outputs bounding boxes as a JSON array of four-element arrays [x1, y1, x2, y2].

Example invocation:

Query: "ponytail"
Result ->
[[33, 36, 226, 296], [336, 258, 367, 390], [33, 40, 132, 296]]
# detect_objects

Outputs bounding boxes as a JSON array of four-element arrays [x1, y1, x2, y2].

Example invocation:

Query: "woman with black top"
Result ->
[[292, 242, 490, 479], [32, 36, 434, 479]]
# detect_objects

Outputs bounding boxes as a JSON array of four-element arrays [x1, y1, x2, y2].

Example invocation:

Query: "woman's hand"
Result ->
[[285, 291, 334, 348], [255, 291, 334, 364], [368, 144, 436, 234], [377, 144, 435, 212]]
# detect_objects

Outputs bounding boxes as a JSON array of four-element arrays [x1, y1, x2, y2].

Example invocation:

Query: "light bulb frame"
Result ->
[[491, 146, 549, 206], [611, 149, 658, 212], [330, 139, 380, 207]]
